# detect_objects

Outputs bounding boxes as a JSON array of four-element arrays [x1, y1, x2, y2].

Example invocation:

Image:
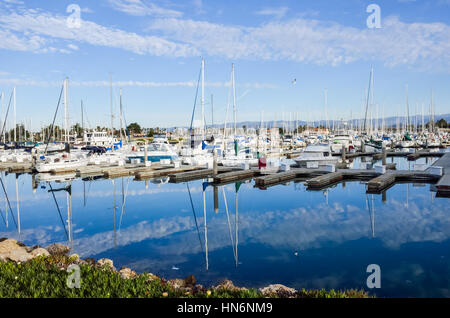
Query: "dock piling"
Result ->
[[341, 144, 346, 162]]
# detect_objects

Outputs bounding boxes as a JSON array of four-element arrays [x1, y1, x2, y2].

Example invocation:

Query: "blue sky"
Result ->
[[0, 0, 449, 129]]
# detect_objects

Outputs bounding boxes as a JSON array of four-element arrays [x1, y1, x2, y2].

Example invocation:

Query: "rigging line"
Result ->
[[48, 183, 69, 240], [0, 176, 17, 229], [186, 182, 204, 257], [44, 84, 64, 154], [189, 66, 202, 133], [0, 91, 13, 142]]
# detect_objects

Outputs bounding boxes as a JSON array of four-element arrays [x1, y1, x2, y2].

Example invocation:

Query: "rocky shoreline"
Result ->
[[0, 238, 369, 298]]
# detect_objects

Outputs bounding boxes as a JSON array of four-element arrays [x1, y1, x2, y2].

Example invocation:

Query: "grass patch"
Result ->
[[0, 256, 369, 298]]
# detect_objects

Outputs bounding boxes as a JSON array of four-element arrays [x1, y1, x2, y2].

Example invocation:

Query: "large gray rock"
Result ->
[[45, 243, 70, 255], [0, 239, 21, 254], [259, 284, 297, 298], [119, 267, 137, 279], [214, 279, 239, 291], [0, 239, 33, 263], [7, 247, 33, 263], [97, 258, 114, 270]]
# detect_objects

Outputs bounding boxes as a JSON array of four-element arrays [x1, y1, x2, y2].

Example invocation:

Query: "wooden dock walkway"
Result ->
[[134, 165, 201, 180], [169, 167, 234, 183], [0, 162, 33, 173], [307, 169, 380, 190], [254, 168, 327, 188], [213, 169, 257, 184], [367, 170, 441, 193], [432, 152, 450, 196]]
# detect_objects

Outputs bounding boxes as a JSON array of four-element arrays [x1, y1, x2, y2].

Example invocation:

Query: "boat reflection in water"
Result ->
[[0, 157, 449, 297]]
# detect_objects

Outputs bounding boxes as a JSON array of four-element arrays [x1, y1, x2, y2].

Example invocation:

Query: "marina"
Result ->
[[1, 0, 450, 301], [0, 75, 448, 299], [0, 153, 448, 297]]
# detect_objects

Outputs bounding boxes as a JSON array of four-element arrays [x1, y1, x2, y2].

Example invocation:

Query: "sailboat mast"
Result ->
[[81, 100, 84, 141], [13, 87, 16, 143], [211, 94, 214, 129], [232, 64, 237, 137], [325, 88, 328, 131], [430, 89, 434, 133], [110, 74, 114, 139], [421, 103, 425, 134], [201, 58, 205, 140], [363, 68, 373, 133], [120, 88, 123, 141], [64, 78, 69, 143], [405, 85, 409, 132], [0, 91, 3, 143]]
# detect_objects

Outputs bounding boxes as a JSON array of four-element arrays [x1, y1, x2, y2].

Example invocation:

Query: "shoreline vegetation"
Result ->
[[0, 238, 370, 298]]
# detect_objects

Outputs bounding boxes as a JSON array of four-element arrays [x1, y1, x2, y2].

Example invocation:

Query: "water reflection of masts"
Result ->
[[4, 173, 7, 229], [235, 185, 239, 268], [222, 187, 236, 265], [15, 174, 20, 235], [371, 194, 375, 238], [48, 182, 69, 240], [118, 177, 130, 231], [66, 182, 73, 246], [112, 179, 117, 249], [0, 175, 18, 231], [406, 183, 409, 209], [366, 194, 375, 238], [202, 180, 209, 270], [186, 182, 205, 262]]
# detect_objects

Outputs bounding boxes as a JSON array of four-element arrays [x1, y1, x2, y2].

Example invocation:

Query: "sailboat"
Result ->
[[180, 58, 214, 166], [34, 78, 89, 172]]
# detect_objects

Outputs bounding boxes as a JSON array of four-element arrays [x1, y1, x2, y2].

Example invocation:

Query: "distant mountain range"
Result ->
[[168, 113, 450, 130]]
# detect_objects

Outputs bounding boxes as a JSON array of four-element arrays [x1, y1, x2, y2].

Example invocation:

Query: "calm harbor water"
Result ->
[[0, 156, 449, 297]]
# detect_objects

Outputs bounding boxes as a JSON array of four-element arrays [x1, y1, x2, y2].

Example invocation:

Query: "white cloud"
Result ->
[[0, 9, 197, 57], [0, 78, 276, 89], [108, 0, 182, 17], [254, 7, 289, 19], [1, 6, 450, 71], [3, 0, 24, 4], [0, 28, 46, 52], [67, 43, 79, 51], [147, 16, 450, 70]]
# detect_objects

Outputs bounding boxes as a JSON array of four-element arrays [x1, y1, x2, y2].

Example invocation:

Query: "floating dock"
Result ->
[[433, 153, 450, 197], [169, 167, 234, 183], [213, 169, 258, 185]]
